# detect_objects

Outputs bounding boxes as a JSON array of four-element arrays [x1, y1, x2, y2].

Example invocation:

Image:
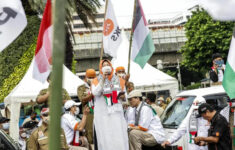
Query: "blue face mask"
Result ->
[[215, 60, 224, 67]]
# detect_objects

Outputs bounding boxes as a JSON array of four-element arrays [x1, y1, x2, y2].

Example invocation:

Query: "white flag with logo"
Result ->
[[0, 0, 27, 52], [103, 0, 122, 58], [200, 0, 235, 21]]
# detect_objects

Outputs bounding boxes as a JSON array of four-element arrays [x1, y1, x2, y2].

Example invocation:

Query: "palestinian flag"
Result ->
[[223, 29, 235, 99], [104, 91, 118, 106], [131, 0, 155, 68], [88, 100, 94, 114]]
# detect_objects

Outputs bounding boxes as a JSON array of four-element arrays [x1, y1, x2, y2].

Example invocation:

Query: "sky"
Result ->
[[99, 0, 199, 27]]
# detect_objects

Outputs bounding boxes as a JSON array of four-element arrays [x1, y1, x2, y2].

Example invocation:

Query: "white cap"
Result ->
[[157, 97, 164, 101], [64, 100, 81, 110], [127, 90, 142, 99], [194, 97, 206, 105]]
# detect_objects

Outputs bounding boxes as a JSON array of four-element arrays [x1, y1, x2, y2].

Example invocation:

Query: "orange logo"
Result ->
[[103, 19, 114, 36]]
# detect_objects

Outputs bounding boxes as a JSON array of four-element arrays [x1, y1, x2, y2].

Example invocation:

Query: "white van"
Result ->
[[160, 85, 229, 150]]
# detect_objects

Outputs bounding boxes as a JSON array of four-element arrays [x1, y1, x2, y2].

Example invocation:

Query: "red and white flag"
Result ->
[[33, 0, 52, 82]]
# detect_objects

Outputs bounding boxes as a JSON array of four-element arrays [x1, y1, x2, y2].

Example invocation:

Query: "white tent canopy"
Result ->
[[112, 29, 179, 97], [4, 58, 85, 141]]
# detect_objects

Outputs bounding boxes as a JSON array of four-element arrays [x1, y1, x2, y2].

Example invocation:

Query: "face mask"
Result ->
[[87, 79, 93, 85], [215, 60, 224, 67], [117, 73, 125, 78], [42, 116, 50, 124], [75, 107, 80, 115], [2, 122, 9, 130], [157, 101, 161, 105], [102, 66, 112, 74], [20, 132, 27, 139]]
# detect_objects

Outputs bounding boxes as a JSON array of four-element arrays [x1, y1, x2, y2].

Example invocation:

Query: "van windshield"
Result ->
[[160, 96, 196, 129]]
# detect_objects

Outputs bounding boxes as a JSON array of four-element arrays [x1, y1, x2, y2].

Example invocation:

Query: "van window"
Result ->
[[203, 93, 229, 110], [0, 130, 19, 150], [161, 96, 196, 129]]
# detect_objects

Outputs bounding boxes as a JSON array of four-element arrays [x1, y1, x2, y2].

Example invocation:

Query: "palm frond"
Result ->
[[28, 0, 101, 29]]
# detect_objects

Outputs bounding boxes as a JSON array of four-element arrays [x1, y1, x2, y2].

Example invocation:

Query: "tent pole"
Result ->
[[49, 0, 65, 149]]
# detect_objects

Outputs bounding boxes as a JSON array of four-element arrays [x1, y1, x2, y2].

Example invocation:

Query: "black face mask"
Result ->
[[31, 117, 36, 120]]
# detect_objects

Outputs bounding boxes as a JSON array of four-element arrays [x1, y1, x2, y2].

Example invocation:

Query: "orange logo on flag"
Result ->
[[103, 19, 114, 36]]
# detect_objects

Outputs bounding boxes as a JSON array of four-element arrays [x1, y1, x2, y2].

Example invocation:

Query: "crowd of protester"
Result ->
[[0, 60, 185, 150]]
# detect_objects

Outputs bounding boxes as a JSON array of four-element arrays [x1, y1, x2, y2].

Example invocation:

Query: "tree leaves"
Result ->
[[0, 15, 40, 87], [0, 43, 36, 102], [180, 9, 234, 74]]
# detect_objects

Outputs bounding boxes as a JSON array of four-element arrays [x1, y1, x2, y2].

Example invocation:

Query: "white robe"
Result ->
[[92, 80, 129, 150], [168, 108, 209, 150]]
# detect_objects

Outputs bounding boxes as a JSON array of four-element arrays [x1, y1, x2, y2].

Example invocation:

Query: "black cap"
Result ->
[[146, 92, 156, 103], [0, 117, 10, 123], [23, 120, 38, 129], [212, 53, 222, 60], [197, 103, 214, 118]]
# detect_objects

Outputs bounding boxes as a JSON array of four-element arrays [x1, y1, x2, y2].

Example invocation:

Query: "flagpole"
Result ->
[[128, 0, 137, 74], [49, 0, 65, 149], [100, 0, 109, 61]]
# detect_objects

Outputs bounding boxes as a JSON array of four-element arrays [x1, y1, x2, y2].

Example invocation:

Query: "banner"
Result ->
[[0, 0, 27, 52], [103, 0, 122, 58]]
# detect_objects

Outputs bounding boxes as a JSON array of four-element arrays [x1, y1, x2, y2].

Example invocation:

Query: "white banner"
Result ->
[[103, 0, 122, 58], [200, 0, 235, 21], [0, 0, 27, 52]]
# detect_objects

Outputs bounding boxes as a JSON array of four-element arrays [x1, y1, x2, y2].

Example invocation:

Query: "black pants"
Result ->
[[142, 144, 178, 150], [94, 126, 98, 150]]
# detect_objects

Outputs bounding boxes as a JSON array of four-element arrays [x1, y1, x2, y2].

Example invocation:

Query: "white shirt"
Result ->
[[19, 137, 26, 150], [127, 102, 166, 143], [217, 64, 226, 82], [168, 108, 209, 150], [218, 69, 224, 82], [61, 112, 79, 144]]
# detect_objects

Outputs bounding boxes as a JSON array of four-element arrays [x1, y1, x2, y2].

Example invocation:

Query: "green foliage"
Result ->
[[28, 0, 101, 71], [165, 70, 177, 78], [0, 0, 101, 102], [71, 57, 77, 74], [0, 43, 36, 102], [0, 15, 40, 87], [180, 9, 235, 74], [185, 82, 201, 90], [22, 0, 39, 15]]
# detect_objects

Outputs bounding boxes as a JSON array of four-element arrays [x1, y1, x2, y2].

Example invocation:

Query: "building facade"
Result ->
[[72, 6, 196, 73]]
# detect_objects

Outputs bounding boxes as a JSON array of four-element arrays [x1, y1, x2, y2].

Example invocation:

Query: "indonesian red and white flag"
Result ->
[[103, 0, 122, 58], [0, 0, 27, 52], [33, 0, 52, 82]]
